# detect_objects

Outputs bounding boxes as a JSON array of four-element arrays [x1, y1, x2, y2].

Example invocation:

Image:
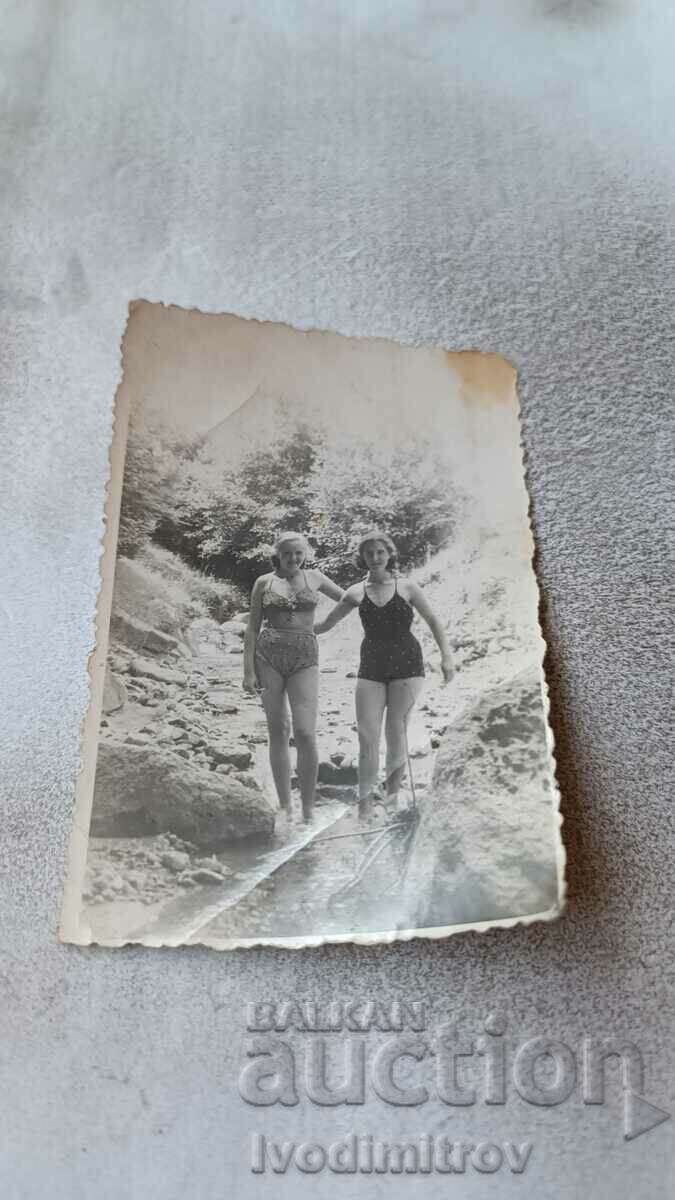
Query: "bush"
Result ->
[[152, 423, 459, 590], [307, 435, 459, 584], [111, 545, 244, 641], [138, 544, 245, 622]]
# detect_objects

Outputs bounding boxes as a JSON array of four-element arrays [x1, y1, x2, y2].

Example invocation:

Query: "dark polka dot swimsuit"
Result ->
[[357, 578, 425, 684]]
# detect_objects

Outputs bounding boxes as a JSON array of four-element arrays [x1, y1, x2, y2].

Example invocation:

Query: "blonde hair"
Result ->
[[271, 531, 311, 569]]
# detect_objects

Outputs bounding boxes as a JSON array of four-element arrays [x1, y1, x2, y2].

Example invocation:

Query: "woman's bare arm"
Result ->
[[314, 585, 360, 635], [407, 581, 455, 682], [314, 570, 345, 602], [243, 576, 266, 689]]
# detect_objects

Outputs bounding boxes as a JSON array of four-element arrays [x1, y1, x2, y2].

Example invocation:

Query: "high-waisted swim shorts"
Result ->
[[255, 627, 319, 681]]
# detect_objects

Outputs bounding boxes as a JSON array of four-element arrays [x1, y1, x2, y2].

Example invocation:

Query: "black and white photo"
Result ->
[[61, 303, 564, 947]]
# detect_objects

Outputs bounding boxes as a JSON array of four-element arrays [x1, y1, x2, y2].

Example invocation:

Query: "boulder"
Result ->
[[127, 656, 188, 687], [161, 850, 190, 873], [402, 669, 560, 929], [206, 747, 252, 770], [111, 608, 182, 656], [318, 759, 358, 785], [189, 867, 229, 885], [102, 669, 127, 715], [90, 742, 275, 846]]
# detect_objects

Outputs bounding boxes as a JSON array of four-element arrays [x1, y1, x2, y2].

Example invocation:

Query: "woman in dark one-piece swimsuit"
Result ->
[[315, 530, 454, 815], [243, 532, 343, 821]]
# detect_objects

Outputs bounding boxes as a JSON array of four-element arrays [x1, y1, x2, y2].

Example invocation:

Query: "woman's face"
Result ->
[[362, 540, 390, 572], [277, 540, 306, 574]]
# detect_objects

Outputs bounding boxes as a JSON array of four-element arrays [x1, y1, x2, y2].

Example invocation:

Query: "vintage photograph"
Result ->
[[60, 303, 563, 947]]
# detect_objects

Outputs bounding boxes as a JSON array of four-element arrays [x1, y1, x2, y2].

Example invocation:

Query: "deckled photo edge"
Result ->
[[59, 302, 566, 950], [58, 302, 137, 945]]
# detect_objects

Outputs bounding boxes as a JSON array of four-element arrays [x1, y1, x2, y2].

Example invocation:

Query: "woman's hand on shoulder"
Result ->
[[314, 569, 344, 601], [314, 584, 358, 634]]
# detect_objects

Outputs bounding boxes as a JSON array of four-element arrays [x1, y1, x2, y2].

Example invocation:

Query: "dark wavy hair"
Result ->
[[354, 530, 399, 573]]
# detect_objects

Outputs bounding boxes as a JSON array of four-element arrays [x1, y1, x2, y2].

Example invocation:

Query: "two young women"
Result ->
[[243, 531, 453, 821]]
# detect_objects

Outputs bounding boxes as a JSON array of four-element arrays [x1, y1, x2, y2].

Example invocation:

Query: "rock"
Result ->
[[111, 609, 181, 656], [403, 670, 559, 928], [127, 657, 188, 687], [407, 728, 432, 758], [318, 760, 358, 785], [124, 734, 151, 747], [317, 784, 357, 800], [189, 868, 229, 885], [89, 742, 275, 846], [214, 763, 233, 775], [235, 772, 262, 792], [159, 729, 184, 744], [207, 747, 252, 770], [208, 695, 239, 713], [161, 850, 190, 872], [102, 669, 128, 715], [193, 856, 232, 875]]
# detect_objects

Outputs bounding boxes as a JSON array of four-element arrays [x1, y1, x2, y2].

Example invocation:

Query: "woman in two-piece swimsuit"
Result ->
[[315, 530, 454, 815], [243, 532, 343, 821]]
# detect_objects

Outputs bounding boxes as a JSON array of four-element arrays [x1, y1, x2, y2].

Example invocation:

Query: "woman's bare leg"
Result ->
[[286, 665, 320, 820], [384, 677, 425, 800], [355, 680, 387, 813], [256, 658, 292, 810]]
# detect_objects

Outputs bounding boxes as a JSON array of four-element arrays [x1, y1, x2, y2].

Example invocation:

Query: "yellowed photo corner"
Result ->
[[60, 302, 565, 950]]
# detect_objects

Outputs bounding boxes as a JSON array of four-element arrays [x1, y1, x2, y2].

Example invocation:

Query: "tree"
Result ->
[[158, 421, 322, 589], [307, 434, 458, 583], [118, 420, 212, 560]]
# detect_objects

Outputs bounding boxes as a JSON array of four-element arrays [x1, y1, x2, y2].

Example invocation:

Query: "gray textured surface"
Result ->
[[1, 1, 673, 1196]]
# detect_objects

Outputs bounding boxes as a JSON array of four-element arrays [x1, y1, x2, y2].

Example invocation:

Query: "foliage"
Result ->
[[117, 419, 208, 559], [120, 415, 460, 594], [307, 434, 457, 584]]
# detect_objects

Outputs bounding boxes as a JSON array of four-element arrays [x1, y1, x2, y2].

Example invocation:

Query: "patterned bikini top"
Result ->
[[262, 570, 320, 612]]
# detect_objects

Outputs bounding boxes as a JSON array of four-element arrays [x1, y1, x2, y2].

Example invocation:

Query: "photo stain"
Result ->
[[446, 351, 517, 407]]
